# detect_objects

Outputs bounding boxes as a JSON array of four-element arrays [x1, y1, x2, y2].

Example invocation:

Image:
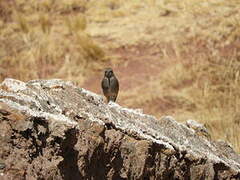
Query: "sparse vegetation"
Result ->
[[1, 0, 240, 152], [0, 0, 104, 83]]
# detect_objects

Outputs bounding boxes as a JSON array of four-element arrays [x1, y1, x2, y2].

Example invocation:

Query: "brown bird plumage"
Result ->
[[101, 68, 119, 103]]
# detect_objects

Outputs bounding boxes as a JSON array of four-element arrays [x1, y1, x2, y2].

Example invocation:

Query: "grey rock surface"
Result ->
[[0, 78, 239, 179]]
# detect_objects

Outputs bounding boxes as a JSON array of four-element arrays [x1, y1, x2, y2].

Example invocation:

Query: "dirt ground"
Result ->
[[82, 11, 196, 118], [83, 40, 172, 113]]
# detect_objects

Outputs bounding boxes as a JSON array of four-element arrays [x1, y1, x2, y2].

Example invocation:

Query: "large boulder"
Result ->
[[0, 78, 239, 179]]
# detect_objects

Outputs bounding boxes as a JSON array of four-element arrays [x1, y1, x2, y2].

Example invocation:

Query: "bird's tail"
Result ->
[[108, 96, 117, 103]]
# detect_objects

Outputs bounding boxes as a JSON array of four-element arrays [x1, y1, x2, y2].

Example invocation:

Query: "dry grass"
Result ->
[[0, 0, 105, 83], [1, 0, 240, 152], [154, 1, 240, 150], [159, 48, 240, 151], [88, 0, 240, 152]]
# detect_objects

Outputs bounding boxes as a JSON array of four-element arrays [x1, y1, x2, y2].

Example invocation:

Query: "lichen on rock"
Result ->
[[0, 78, 239, 179]]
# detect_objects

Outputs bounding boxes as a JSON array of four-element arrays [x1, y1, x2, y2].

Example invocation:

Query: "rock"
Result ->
[[0, 78, 239, 179], [0, 109, 11, 116], [186, 119, 211, 140], [0, 162, 5, 170]]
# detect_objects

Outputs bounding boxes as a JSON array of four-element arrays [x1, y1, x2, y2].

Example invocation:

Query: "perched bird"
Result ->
[[101, 68, 119, 103]]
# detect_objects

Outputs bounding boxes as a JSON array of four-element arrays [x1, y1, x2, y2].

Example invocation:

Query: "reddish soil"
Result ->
[[83, 41, 168, 89], [82, 37, 178, 115], [83, 36, 238, 116]]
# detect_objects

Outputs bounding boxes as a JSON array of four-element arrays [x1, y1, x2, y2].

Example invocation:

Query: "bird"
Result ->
[[101, 68, 119, 103]]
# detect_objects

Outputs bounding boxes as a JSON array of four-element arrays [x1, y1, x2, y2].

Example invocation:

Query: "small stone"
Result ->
[[186, 119, 211, 139], [162, 148, 176, 155], [0, 109, 11, 116]]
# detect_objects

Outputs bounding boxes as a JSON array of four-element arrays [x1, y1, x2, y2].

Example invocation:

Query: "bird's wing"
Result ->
[[101, 77, 110, 91], [110, 76, 119, 93]]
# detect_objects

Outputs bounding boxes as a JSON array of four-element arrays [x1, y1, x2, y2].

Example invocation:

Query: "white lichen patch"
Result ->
[[28, 79, 75, 90], [40, 79, 66, 88], [82, 111, 105, 125], [108, 101, 155, 119], [0, 99, 78, 126], [0, 90, 42, 107], [106, 102, 175, 150], [1, 78, 27, 92], [81, 88, 103, 101], [186, 119, 203, 128]]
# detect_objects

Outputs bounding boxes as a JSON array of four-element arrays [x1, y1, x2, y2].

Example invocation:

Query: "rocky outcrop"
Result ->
[[0, 78, 239, 180]]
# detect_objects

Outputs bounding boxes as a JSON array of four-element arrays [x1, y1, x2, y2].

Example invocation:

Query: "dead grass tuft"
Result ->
[[0, 0, 105, 83]]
